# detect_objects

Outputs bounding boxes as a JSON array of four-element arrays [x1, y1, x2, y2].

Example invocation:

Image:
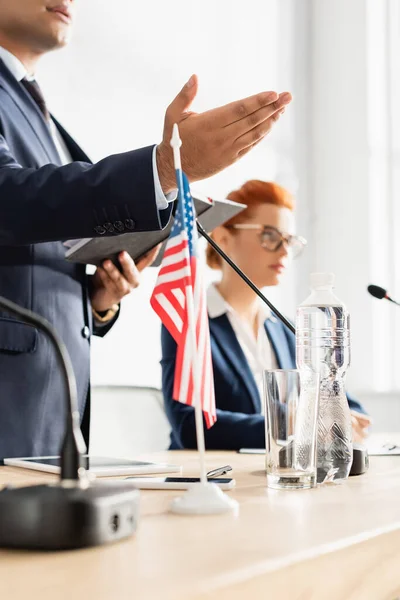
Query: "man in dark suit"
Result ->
[[0, 0, 292, 459]]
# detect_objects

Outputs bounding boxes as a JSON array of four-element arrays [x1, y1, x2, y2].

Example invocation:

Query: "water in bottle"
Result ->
[[296, 273, 352, 483]]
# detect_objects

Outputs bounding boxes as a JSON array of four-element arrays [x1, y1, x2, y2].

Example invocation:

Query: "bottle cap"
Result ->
[[310, 272, 335, 288]]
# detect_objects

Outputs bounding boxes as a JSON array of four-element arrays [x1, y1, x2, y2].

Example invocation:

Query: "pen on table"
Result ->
[[207, 465, 232, 478]]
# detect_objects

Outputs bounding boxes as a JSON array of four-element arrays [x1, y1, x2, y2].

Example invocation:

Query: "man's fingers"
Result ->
[[218, 91, 278, 128], [227, 93, 290, 140], [118, 252, 141, 288], [229, 92, 290, 154], [166, 74, 199, 122], [236, 137, 264, 159], [236, 111, 286, 158], [232, 93, 290, 155], [219, 90, 291, 130], [235, 108, 285, 154], [95, 267, 109, 287], [103, 260, 131, 295]]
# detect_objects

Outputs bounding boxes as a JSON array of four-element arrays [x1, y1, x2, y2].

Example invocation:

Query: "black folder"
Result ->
[[65, 195, 246, 267]]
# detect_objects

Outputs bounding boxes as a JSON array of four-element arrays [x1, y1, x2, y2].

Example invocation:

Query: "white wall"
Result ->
[[38, 0, 299, 388], [290, 0, 400, 425], [296, 0, 372, 394], [285, 0, 400, 392]]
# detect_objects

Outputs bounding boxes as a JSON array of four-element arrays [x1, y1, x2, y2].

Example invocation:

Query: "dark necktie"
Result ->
[[21, 78, 50, 121]]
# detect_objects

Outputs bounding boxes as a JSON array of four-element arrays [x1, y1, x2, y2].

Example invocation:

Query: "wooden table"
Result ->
[[1, 446, 400, 600]]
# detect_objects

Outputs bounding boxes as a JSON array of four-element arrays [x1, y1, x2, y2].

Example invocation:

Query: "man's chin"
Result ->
[[39, 31, 71, 52]]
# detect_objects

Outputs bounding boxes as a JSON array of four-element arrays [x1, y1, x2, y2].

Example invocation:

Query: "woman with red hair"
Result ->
[[161, 180, 369, 450]]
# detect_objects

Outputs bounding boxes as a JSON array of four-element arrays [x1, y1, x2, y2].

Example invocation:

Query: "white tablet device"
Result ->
[[4, 455, 182, 477]]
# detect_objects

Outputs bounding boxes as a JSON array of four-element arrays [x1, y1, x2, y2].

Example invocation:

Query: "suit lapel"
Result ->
[[0, 60, 61, 165], [210, 314, 261, 412], [265, 319, 293, 369]]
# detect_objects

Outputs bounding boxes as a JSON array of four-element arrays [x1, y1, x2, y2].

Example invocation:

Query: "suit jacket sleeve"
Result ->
[[0, 137, 172, 245], [161, 325, 265, 450]]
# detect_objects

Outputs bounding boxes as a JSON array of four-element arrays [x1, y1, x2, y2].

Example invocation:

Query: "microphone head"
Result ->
[[367, 284, 387, 300]]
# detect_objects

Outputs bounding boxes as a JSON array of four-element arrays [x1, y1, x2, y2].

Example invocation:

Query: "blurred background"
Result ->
[[37, 0, 400, 449]]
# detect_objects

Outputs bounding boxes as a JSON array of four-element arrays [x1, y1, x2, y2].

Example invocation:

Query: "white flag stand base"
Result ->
[[170, 482, 238, 515]]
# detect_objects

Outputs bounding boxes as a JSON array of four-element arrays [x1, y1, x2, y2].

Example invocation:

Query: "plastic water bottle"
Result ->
[[296, 273, 352, 483]]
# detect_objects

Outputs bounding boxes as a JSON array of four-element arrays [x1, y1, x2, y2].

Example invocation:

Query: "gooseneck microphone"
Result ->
[[367, 284, 400, 306], [0, 296, 139, 550], [197, 222, 296, 334], [0, 296, 86, 481]]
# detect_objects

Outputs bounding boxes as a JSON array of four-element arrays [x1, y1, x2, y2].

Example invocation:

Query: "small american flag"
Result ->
[[150, 171, 216, 428]]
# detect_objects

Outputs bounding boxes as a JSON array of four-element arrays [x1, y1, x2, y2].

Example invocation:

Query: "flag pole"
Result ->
[[185, 293, 207, 485], [170, 124, 207, 485], [167, 124, 238, 514]]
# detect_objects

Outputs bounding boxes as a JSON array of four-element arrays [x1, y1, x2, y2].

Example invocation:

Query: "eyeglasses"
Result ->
[[225, 224, 307, 258]]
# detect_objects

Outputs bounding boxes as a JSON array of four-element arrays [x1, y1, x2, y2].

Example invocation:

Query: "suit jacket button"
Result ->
[[104, 222, 115, 233], [94, 225, 106, 235], [124, 218, 136, 230], [81, 326, 90, 339], [114, 220, 125, 232]]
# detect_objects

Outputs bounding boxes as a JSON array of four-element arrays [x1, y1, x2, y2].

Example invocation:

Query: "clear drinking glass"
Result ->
[[264, 369, 318, 490]]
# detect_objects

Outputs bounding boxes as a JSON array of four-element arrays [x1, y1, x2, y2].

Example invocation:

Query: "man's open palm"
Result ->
[[157, 74, 292, 192]]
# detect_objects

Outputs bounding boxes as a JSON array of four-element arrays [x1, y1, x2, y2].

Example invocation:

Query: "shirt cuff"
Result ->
[[152, 145, 177, 210]]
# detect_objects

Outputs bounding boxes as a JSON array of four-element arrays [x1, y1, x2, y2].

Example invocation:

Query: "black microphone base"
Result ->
[[0, 481, 140, 550]]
